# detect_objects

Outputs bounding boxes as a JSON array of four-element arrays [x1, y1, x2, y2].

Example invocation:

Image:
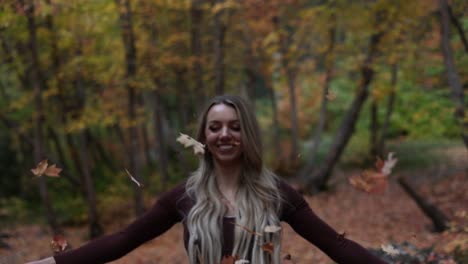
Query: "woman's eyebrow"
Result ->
[[207, 119, 239, 123]]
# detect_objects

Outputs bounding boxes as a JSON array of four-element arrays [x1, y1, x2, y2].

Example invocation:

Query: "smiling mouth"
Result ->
[[217, 144, 235, 151]]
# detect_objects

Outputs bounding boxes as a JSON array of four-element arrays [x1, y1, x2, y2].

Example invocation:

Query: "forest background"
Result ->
[[0, 0, 467, 263]]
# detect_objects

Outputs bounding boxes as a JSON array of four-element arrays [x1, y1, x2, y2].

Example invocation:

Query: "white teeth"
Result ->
[[218, 145, 234, 150]]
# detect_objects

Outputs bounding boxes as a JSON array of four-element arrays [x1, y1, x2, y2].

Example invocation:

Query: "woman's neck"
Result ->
[[214, 162, 241, 198]]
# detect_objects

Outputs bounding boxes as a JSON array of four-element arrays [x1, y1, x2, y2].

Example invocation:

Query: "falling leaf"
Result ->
[[50, 235, 69, 253], [381, 244, 401, 257], [264, 225, 281, 233], [44, 164, 62, 177], [125, 169, 144, 187], [348, 171, 387, 194], [176, 133, 205, 155], [375, 157, 385, 172], [31, 160, 62, 177], [381, 152, 398, 176], [31, 160, 48, 176], [261, 242, 274, 254]]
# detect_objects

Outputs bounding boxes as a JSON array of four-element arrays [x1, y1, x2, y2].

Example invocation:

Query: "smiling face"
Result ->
[[204, 103, 243, 167]]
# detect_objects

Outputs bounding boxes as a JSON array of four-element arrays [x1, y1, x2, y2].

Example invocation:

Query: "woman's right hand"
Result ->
[[25, 256, 56, 264]]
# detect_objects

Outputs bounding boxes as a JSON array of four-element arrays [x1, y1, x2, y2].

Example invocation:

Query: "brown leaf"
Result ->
[[44, 164, 62, 177], [349, 171, 387, 194], [50, 235, 69, 253], [375, 156, 385, 172], [261, 242, 274, 254], [31, 160, 49, 177], [31, 160, 62, 177]]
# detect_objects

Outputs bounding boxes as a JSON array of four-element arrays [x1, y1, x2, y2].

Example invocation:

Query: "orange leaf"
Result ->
[[31, 159, 49, 177], [50, 235, 69, 253], [261, 242, 274, 254], [44, 164, 62, 177], [375, 156, 384, 172]]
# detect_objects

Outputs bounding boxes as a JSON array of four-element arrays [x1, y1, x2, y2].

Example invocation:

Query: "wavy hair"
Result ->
[[185, 95, 283, 264]]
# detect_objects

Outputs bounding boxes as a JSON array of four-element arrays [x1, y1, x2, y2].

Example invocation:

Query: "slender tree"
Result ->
[[305, 31, 384, 193], [21, 0, 60, 234], [439, 0, 467, 149], [116, 0, 144, 215]]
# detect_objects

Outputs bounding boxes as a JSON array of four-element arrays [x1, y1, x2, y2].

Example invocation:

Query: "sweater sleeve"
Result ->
[[280, 181, 387, 264], [53, 184, 185, 264]]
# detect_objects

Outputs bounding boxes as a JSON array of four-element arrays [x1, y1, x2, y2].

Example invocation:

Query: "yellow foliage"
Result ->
[[211, 0, 240, 15], [8, 92, 34, 112]]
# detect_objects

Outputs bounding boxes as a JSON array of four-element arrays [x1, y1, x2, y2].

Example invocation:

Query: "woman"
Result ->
[[27, 95, 386, 264]]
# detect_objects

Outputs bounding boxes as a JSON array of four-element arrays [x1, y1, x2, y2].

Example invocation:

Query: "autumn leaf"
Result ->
[[349, 153, 397, 194], [31, 160, 48, 176], [349, 170, 387, 194], [50, 235, 69, 253], [264, 225, 281, 233], [31, 160, 62, 177], [381, 244, 401, 257], [125, 169, 144, 187], [176, 133, 205, 155], [44, 164, 62, 177], [261, 242, 274, 254], [381, 152, 398, 176]]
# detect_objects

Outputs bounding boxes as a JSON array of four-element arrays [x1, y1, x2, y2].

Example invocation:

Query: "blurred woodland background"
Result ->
[[0, 0, 467, 263]]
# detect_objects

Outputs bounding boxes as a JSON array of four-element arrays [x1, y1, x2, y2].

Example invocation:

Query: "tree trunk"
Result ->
[[398, 177, 448, 232], [305, 32, 383, 193], [153, 86, 169, 190], [369, 98, 379, 158], [439, 0, 468, 149], [75, 44, 103, 238], [22, 0, 60, 234], [191, 0, 206, 108], [299, 24, 335, 181], [44, 0, 82, 188], [213, 0, 226, 95], [116, 0, 144, 216], [378, 64, 397, 156], [285, 69, 299, 167], [267, 83, 281, 161], [448, 5, 468, 53], [138, 94, 151, 167]]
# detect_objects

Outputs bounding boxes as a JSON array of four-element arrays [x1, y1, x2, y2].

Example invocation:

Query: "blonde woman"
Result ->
[[27, 95, 386, 264]]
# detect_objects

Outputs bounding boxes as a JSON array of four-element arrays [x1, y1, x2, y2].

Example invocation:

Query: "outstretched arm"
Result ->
[[26, 183, 186, 264], [280, 182, 387, 264]]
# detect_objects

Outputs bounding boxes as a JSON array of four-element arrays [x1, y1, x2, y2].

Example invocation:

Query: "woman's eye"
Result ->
[[231, 125, 241, 131], [209, 126, 220, 131]]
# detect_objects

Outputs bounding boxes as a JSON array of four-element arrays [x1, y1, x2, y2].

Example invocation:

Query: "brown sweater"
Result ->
[[54, 180, 387, 264]]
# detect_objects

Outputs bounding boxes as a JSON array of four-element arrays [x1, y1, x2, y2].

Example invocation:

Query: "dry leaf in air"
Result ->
[[125, 169, 144, 187], [31, 160, 62, 177], [348, 170, 387, 194], [264, 225, 281, 233], [381, 152, 398, 176], [381, 244, 400, 257], [176, 133, 205, 155], [50, 235, 69, 253], [261, 242, 274, 254]]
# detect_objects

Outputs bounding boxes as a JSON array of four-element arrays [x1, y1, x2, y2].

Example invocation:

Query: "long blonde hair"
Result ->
[[186, 95, 283, 264]]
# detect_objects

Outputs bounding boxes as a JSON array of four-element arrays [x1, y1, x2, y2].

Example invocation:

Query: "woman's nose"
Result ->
[[220, 126, 231, 138]]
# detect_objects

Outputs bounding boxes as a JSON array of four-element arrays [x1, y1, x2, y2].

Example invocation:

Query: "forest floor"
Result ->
[[1, 148, 467, 264]]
